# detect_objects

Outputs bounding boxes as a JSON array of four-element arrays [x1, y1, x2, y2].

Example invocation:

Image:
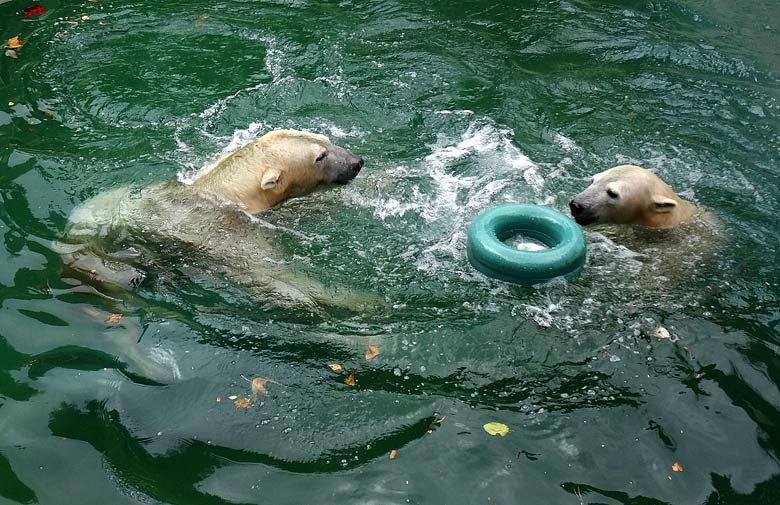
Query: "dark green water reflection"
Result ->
[[1, 0, 779, 503]]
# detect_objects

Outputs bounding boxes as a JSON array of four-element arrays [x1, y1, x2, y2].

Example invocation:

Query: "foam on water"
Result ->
[[176, 121, 266, 185]]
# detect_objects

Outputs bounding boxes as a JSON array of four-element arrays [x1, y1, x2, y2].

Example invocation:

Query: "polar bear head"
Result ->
[[194, 129, 364, 213], [569, 165, 694, 228]]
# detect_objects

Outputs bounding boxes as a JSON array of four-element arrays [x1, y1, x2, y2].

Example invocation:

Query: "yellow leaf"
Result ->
[[6, 36, 23, 49], [7, 102, 14, 107], [105, 313, 123, 324], [672, 462, 684, 472], [365, 344, 380, 361], [344, 372, 355, 386], [328, 363, 343, 372], [483, 422, 510, 436]]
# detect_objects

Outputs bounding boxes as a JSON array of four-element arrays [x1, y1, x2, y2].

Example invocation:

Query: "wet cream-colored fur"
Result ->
[[60, 129, 368, 312]]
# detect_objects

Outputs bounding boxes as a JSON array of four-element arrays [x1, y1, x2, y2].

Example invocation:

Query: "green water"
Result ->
[[1, 0, 779, 503]]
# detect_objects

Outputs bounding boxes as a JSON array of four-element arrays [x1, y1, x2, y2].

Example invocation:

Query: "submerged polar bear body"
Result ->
[[61, 129, 366, 310]]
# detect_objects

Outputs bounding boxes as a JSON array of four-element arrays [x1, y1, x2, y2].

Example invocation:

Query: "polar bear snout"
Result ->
[[569, 198, 597, 226], [323, 145, 364, 185]]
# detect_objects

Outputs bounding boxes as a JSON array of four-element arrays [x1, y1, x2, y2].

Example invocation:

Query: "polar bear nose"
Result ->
[[569, 199, 584, 215], [354, 157, 364, 171]]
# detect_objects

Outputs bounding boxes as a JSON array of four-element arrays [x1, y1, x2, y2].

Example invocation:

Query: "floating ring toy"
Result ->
[[467, 204, 586, 286]]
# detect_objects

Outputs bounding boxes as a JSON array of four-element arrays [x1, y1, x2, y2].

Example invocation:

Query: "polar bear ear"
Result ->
[[652, 195, 677, 213], [261, 168, 282, 190]]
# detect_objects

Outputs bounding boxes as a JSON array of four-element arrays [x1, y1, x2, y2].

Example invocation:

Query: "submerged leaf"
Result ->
[[483, 422, 510, 436], [250, 377, 279, 396], [5, 49, 18, 59], [365, 344, 380, 361], [104, 313, 123, 324], [344, 372, 355, 386], [672, 462, 684, 472], [328, 363, 343, 372], [6, 36, 23, 49], [389, 449, 397, 459]]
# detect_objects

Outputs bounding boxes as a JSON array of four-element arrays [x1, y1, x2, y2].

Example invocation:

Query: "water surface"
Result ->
[[1, 1, 779, 503]]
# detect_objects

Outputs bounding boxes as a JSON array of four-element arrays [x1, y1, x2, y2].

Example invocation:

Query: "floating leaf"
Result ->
[[250, 377, 279, 397], [365, 344, 380, 361], [327, 363, 342, 372], [483, 422, 510, 436], [227, 395, 238, 400], [389, 449, 397, 460], [23, 5, 45, 17], [105, 313, 123, 324], [233, 397, 250, 409], [66, 20, 78, 26], [344, 372, 355, 386], [5, 49, 18, 59], [433, 416, 447, 424], [6, 36, 23, 49], [240, 374, 280, 397], [81, 15, 90, 21], [672, 462, 684, 472], [8, 102, 14, 106], [650, 326, 671, 340]]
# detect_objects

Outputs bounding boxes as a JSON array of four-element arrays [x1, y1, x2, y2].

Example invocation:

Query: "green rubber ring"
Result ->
[[467, 204, 586, 286]]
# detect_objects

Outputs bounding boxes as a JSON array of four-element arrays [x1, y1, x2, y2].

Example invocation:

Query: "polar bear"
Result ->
[[59, 129, 368, 312], [569, 165, 695, 228]]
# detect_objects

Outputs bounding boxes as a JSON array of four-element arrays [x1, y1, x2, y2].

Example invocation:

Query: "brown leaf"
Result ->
[[6, 36, 23, 49], [365, 344, 380, 361], [105, 313, 123, 324], [233, 397, 250, 409], [5, 49, 18, 59], [344, 372, 355, 386], [250, 377, 278, 397], [327, 363, 343, 372], [42, 111, 53, 119], [81, 15, 90, 21], [672, 462, 684, 472], [389, 449, 397, 459], [66, 20, 79, 26]]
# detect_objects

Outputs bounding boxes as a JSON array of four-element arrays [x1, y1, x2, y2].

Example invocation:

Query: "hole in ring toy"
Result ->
[[467, 204, 586, 286]]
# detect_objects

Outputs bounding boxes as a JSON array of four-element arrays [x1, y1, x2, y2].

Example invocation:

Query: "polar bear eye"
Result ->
[[606, 188, 619, 199], [315, 151, 328, 162]]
